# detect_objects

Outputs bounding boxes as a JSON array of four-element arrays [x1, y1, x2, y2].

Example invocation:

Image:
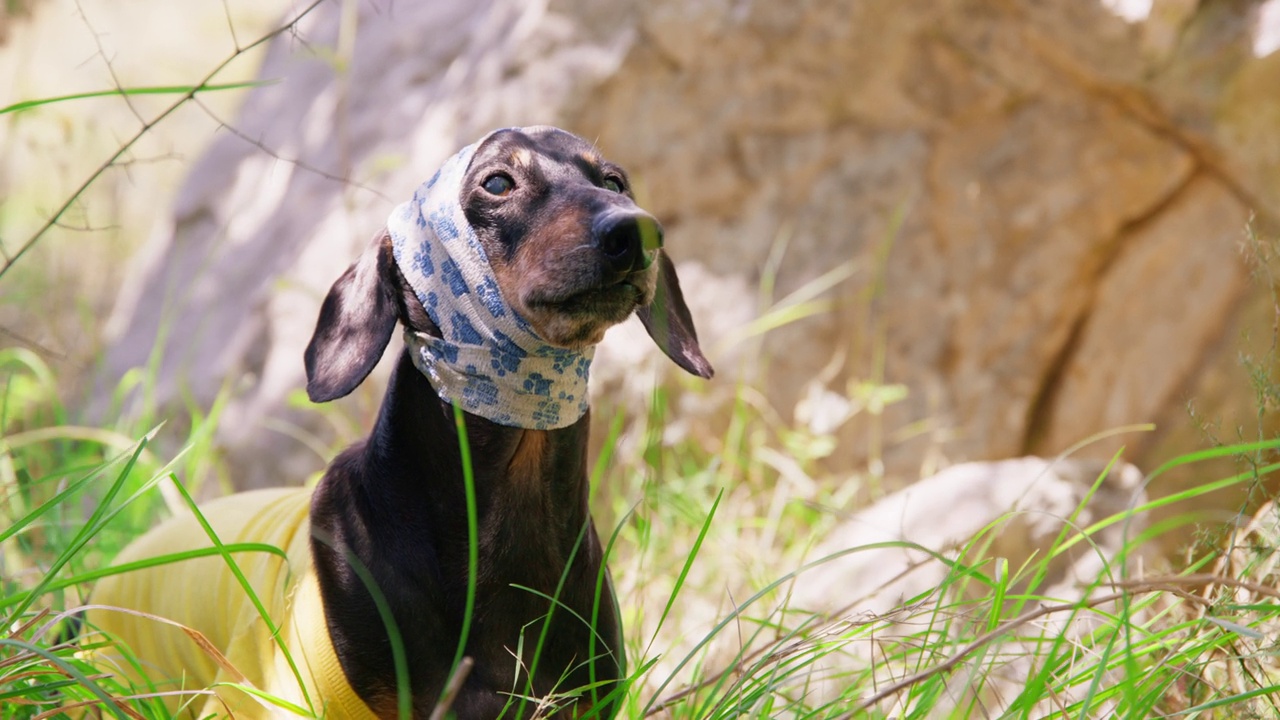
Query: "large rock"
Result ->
[[96, 0, 1280, 507], [787, 457, 1147, 715], [792, 457, 1147, 615]]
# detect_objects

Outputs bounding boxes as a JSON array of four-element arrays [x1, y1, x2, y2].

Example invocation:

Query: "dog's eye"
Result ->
[[603, 175, 625, 193], [482, 174, 514, 196]]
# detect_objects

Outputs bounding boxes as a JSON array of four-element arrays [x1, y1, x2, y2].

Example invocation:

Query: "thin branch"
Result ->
[[648, 572, 1272, 717], [429, 657, 474, 720], [52, 219, 120, 234], [1109, 573, 1280, 602], [74, 0, 144, 125], [843, 590, 1135, 716], [191, 97, 389, 201], [109, 152, 185, 169], [220, 0, 242, 50], [843, 572, 1280, 715], [0, 0, 329, 282]]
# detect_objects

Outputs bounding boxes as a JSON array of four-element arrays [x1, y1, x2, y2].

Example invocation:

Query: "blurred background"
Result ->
[[4, 0, 1280, 547]]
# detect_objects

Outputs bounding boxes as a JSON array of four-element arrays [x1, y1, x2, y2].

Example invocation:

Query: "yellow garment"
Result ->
[[87, 488, 377, 719]]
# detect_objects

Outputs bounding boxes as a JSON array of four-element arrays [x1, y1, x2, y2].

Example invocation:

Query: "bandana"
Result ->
[[388, 133, 594, 430]]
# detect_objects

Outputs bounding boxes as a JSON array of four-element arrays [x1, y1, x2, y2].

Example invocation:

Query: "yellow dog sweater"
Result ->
[[87, 488, 376, 719]]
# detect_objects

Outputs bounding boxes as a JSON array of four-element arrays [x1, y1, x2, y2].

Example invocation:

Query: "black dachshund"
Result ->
[[87, 126, 711, 719]]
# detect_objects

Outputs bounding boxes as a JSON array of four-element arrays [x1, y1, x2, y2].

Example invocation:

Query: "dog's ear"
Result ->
[[637, 251, 714, 379], [305, 230, 400, 402]]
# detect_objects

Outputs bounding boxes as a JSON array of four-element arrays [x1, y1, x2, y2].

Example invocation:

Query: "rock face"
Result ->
[[788, 457, 1147, 714], [97, 0, 1280, 501], [791, 457, 1147, 616]]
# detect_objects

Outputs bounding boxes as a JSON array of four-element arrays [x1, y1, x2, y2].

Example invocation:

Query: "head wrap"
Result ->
[[388, 133, 593, 430]]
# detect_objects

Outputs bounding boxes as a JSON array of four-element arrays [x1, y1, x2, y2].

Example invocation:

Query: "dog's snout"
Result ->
[[593, 210, 663, 274]]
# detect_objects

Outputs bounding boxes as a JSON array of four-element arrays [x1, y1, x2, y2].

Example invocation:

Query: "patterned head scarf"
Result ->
[[388, 132, 593, 430]]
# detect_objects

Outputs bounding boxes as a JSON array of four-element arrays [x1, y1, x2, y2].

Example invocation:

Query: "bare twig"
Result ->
[[0, 0, 328, 282], [842, 590, 1135, 716], [0, 326, 69, 362], [429, 656, 474, 720], [646, 559, 939, 716], [840, 572, 1280, 716], [646, 571, 1274, 717], [220, 0, 242, 50], [1108, 572, 1280, 601], [75, 0, 145, 125], [191, 97, 389, 201]]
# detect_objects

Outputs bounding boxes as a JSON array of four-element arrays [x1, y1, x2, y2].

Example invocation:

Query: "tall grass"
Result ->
[[6, 340, 1280, 718], [1, 345, 227, 718]]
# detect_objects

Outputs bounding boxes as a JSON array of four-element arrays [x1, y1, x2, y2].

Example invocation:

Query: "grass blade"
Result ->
[[0, 81, 273, 115]]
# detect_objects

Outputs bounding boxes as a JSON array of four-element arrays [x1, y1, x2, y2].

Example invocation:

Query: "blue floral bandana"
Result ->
[[388, 133, 593, 430]]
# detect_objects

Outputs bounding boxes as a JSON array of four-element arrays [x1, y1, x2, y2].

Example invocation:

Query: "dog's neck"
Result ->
[[368, 349, 595, 555], [310, 349, 619, 718], [401, 327, 592, 431]]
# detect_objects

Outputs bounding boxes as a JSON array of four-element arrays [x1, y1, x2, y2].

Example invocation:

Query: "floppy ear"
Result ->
[[304, 230, 400, 402], [637, 251, 714, 379]]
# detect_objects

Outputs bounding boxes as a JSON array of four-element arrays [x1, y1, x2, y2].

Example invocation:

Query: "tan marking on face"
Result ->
[[512, 147, 533, 168], [492, 215, 659, 348], [482, 168, 657, 349], [490, 204, 606, 348], [579, 151, 599, 166], [508, 429, 548, 483]]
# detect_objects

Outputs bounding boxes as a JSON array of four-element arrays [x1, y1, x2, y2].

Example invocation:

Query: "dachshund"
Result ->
[[86, 126, 712, 719]]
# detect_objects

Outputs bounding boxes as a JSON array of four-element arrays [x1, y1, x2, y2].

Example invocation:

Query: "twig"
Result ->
[[429, 656, 474, 720], [4, 607, 52, 640], [842, 590, 1135, 716], [842, 572, 1280, 716], [192, 97, 388, 201], [0, 326, 68, 362], [220, 0, 241, 50], [0, 0, 328, 282], [645, 560, 937, 715], [1108, 573, 1280, 601], [75, 0, 144, 125]]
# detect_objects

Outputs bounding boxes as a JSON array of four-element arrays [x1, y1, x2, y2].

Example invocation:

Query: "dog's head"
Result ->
[[304, 126, 712, 408]]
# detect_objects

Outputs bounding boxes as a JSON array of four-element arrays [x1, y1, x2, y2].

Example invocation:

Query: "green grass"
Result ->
[[5, 343, 1280, 719], [4, 13, 1280, 714]]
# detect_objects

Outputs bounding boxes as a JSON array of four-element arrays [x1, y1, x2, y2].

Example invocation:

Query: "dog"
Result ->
[[86, 126, 712, 719]]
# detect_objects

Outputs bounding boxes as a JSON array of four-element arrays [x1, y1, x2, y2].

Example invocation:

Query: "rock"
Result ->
[[1027, 176, 1252, 462], [93, 0, 1280, 505], [788, 457, 1147, 714], [791, 457, 1147, 616]]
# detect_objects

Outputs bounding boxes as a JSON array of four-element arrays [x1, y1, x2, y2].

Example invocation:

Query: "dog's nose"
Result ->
[[593, 209, 663, 274]]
